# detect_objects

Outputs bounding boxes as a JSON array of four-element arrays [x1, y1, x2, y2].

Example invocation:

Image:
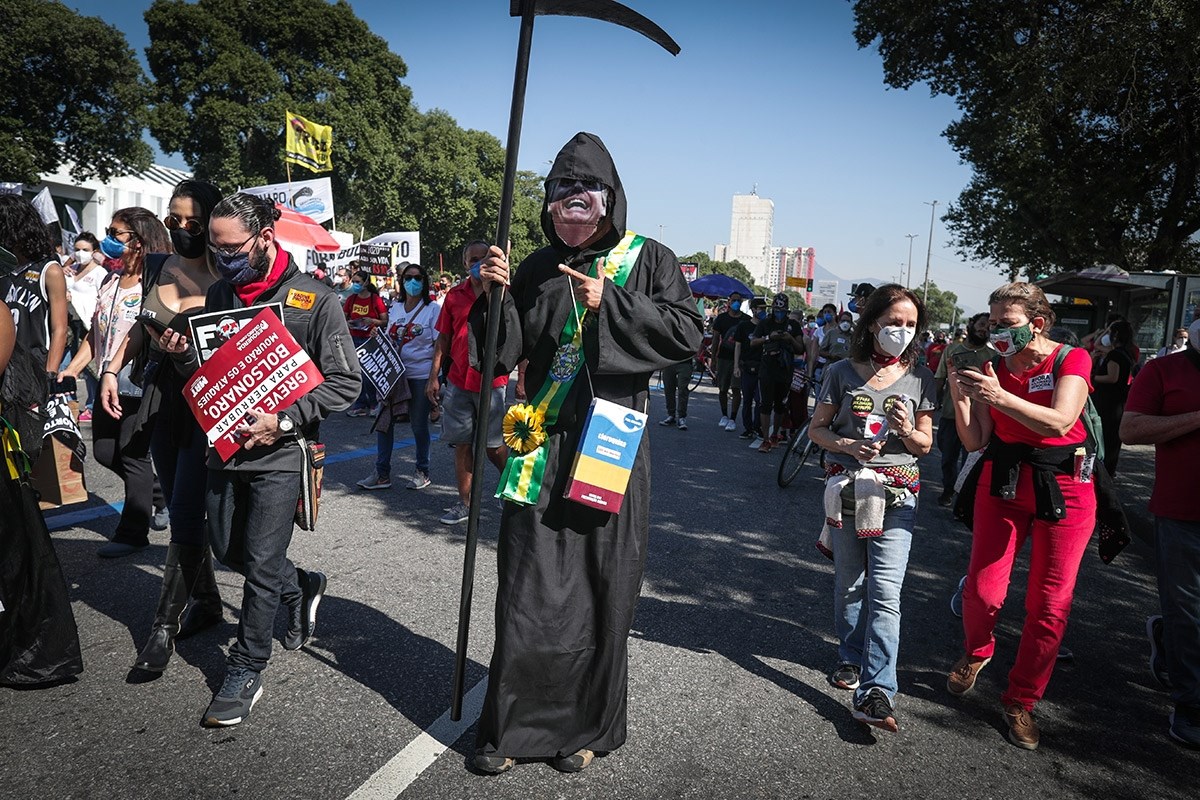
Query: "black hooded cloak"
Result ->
[[470, 132, 703, 759]]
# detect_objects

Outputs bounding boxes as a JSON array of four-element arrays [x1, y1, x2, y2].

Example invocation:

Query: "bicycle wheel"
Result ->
[[777, 424, 810, 487], [688, 360, 704, 392]]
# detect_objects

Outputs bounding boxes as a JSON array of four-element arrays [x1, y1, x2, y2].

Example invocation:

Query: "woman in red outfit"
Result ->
[[944, 282, 1096, 751]]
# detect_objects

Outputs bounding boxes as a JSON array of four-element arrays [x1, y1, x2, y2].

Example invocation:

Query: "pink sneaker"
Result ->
[[78, 409, 93, 423]]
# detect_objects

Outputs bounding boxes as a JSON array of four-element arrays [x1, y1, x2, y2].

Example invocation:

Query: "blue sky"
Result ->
[[69, 0, 1005, 313]]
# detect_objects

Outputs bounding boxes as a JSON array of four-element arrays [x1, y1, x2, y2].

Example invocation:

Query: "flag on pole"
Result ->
[[30, 187, 59, 225], [284, 111, 333, 173]]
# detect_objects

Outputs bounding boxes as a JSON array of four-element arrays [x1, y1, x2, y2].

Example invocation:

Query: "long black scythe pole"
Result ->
[[451, 0, 680, 721]]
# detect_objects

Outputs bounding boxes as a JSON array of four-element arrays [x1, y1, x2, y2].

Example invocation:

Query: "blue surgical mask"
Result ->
[[469, 261, 482, 281], [848, 298, 860, 314], [350, 281, 364, 294], [773, 310, 786, 321], [214, 250, 260, 285], [404, 278, 422, 297], [99, 235, 126, 260], [755, 310, 767, 320], [730, 300, 742, 312]]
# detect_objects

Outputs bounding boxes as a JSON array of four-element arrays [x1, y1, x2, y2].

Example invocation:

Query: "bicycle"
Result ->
[[777, 373, 824, 488]]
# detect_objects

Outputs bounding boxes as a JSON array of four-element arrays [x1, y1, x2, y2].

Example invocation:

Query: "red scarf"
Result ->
[[870, 351, 901, 367], [233, 246, 289, 306]]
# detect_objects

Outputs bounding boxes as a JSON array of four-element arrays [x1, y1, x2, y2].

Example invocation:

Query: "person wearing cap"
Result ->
[[749, 293, 804, 452], [733, 297, 766, 442]]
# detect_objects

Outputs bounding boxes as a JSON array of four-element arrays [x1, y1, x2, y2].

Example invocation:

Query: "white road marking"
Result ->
[[345, 677, 489, 800]]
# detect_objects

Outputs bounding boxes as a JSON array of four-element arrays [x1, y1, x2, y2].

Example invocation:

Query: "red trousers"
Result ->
[[962, 460, 1096, 710]]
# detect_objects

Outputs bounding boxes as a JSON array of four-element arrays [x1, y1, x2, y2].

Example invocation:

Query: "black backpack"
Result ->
[[0, 341, 49, 469]]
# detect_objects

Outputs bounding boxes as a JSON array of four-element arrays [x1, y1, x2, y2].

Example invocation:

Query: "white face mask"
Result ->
[[74, 250, 93, 266], [876, 325, 915, 358], [839, 320, 851, 332], [1100, 333, 1112, 347]]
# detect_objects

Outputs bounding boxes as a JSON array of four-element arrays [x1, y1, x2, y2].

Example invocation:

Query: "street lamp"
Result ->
[[922, 200, 938, 306], [904, 233, 918, 288]]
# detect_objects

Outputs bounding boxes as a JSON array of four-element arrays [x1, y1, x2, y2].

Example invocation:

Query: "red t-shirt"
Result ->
[[1124, 351, 1200, 521], [343, 293, 387, 341], [926, 342, 947, 372], [990, 344, 1093, 448], [434, 280, 507, 392]]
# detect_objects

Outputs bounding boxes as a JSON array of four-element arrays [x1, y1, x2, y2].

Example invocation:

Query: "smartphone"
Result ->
[[52, 375, 77, 394], [136, 312, 170, 336], [949, 350, 983, 372]]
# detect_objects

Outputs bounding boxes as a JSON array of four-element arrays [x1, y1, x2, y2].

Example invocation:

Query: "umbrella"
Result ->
[[689, 273, 753, 300], [273, 203, 340, 252]]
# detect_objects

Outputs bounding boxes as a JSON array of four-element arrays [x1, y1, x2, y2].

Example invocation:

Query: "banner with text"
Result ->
[[304, 231, 420, 274], [242, 178, 334, 224], [355, 332, 406, 397], [184, 308, 324, 461], [188, 304, 285, 363]]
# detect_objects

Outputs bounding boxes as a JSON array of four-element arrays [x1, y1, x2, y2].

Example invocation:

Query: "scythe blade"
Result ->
[[511, 0, 681, 55]]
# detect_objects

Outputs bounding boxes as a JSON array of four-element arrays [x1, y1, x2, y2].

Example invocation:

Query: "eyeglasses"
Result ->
[[105, 227, 138, 240], [207, 230, 258, 258], [164, 214, 205, 236]]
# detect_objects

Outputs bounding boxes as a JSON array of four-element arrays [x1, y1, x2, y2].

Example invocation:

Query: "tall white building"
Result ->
[[726, 192, 774, 287]]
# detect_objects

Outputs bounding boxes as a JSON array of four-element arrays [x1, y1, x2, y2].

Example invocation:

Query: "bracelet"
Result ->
[[898, 425, 915, 439], [102, 370, 119, 379]]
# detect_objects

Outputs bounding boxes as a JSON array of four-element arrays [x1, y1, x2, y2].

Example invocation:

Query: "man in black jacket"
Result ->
[[162, 193, 360, 727]]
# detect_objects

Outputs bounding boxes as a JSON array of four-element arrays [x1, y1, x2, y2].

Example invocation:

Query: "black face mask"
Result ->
[[170, 228, 206, 259]]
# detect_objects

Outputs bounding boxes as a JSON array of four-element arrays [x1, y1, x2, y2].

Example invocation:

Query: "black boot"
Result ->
[[177, 546, 224, 640], [133, 543, 195, 672]]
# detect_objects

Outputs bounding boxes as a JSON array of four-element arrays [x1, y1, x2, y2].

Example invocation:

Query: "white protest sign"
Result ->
[[242, 177, 335, 224]]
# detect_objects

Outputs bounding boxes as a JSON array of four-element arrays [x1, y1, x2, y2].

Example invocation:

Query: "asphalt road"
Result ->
[[2, 381, 1196, 800]]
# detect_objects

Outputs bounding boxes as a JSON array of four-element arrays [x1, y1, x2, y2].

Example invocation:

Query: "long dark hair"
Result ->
[[110, 206, 171, 272], [399, 262, 431, 306], [0, 194, 55, 264], [849, 283, 928, 367], [1108, 319, 1136, 356], [171, 179, 223, 225], [353, 269, 380, 296]]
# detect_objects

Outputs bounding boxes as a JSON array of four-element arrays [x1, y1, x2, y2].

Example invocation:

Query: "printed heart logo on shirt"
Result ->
[[867, 420, 884, 436]]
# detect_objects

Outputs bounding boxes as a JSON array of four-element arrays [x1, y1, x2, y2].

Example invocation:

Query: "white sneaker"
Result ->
[[677, 417, 688, 431], [749, 436, 764, 449], [718, 415, 729, 427], [407, 471, 431, 490], [724, 419, 737, 431]]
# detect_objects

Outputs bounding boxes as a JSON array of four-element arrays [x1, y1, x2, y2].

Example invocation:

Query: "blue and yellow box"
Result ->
[[564, 398, 647, 513]]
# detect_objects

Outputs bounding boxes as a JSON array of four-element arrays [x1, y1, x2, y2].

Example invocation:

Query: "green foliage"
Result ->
[[144, 0, 543, 267], [0, 0, 151, 183], [854, 1, 1200, 277], [917, 281, 963, 331], [680, 251, 766, 295]]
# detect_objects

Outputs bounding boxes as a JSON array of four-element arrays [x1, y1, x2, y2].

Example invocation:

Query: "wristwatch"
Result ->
[[277, 412, 296, 436]]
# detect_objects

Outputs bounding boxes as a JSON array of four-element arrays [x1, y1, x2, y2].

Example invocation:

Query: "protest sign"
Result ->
[[188, 304, 284, 363], [304, 231, 421, 274], [357, 243, 395, 276], [184, 308, 324, 461], [355, 333, 406, 397], [242, 177, 334, 224]]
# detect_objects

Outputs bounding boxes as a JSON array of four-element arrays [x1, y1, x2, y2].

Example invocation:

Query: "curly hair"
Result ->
[[0, 194, 55, 263], [848, 283, 928, 367]]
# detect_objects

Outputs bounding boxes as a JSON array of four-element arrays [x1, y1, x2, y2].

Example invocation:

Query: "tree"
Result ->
[[854, 1, 1200, 277], [917, 281, 963, 331], [0, 0, 151, 183]]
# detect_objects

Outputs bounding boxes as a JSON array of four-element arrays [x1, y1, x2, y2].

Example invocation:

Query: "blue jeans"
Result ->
[[937, 417, 967, 491], [832, 494, 917, 704], [739, 367, 760, 433], [1156, 516, 1200, 712], [375, 377, 431, 478]]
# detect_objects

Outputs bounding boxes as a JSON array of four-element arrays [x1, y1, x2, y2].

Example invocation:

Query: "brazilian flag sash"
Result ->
[[496, 231, 645, 505]]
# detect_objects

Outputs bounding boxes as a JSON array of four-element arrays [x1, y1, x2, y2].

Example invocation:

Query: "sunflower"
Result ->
[[502, 403, 547, 455]]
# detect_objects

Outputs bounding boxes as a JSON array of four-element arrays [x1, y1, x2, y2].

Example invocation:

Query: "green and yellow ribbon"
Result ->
[[1, 415, 30, 481], [496, 231, 645, 505]]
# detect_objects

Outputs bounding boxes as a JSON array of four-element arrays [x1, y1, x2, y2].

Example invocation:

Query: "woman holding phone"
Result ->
[[807, 284, 936, 733], [945, 282, 1098, 751], [60, 207, 168, 558], [89, 180, 227, 672]]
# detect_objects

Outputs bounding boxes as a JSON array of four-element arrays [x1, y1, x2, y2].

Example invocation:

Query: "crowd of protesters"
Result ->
[[1, 168, 1198, 773]]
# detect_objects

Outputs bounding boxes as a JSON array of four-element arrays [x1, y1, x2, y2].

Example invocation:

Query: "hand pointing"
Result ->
[[559, 263, 604, 311]]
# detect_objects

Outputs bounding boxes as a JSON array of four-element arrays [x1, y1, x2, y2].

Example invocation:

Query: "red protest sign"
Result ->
[[183, 307, 324, 461]]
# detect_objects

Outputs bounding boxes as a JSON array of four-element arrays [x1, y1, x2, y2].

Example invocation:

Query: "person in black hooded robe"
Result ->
[[469, 132, 703, 774]]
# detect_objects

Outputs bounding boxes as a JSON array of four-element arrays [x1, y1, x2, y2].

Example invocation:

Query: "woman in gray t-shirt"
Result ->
[[807, 284, 936, 733]]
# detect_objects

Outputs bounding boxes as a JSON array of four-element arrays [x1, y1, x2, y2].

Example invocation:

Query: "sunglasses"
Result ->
[[105, 227, 139, 240], [164, 214, 205, 236]]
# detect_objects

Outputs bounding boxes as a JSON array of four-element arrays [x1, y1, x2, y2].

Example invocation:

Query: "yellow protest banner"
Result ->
[[285, 111, 333, 173]]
